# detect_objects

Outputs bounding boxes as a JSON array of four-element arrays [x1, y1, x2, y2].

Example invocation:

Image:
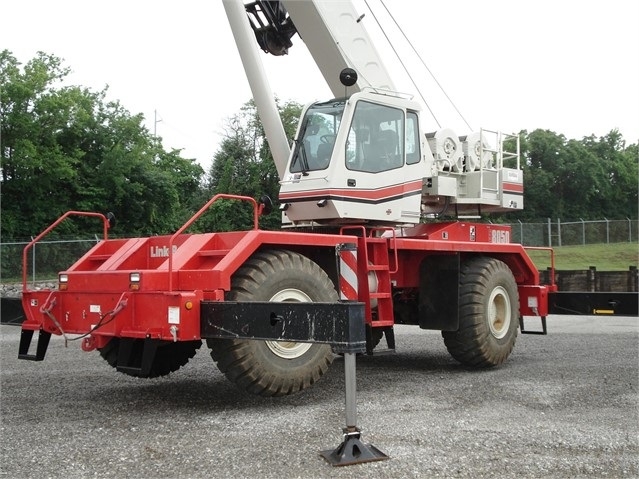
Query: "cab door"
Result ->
[[340, 99, 424, 223]]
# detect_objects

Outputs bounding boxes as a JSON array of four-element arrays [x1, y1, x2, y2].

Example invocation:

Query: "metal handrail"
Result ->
[[168, 194, 260, 291], [22, 211, 110, 292], [369, 226, 399, 274], [525, 246, 556, 287]]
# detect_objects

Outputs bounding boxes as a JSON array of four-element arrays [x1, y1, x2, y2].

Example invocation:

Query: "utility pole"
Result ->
[[154, 109, 162, 137]]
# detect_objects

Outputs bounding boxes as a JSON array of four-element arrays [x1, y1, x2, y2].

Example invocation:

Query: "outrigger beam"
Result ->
[[201, 300, 389, 466]]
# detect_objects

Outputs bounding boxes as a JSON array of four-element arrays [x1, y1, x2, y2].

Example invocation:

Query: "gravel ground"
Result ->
[[1, 316, 637, 478]]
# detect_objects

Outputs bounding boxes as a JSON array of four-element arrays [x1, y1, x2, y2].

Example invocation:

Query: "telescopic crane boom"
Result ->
[[223, 0, 291, 179], [274, 1, 396, 95]]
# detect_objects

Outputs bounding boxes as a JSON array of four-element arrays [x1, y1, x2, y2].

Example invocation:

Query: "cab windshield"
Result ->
[[290, 99, 345, 173]]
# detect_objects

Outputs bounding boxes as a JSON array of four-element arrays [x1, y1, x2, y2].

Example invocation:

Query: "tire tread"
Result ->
[[442, 257, 519, 368], [207, 250, 336, 397]]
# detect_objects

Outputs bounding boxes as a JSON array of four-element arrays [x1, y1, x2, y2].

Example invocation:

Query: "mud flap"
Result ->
[[115, 337, 160, 377], [418, 254, 460, 331]]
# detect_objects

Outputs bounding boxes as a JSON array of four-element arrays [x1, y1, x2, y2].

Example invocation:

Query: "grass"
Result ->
[[525, 242, 638, 270]]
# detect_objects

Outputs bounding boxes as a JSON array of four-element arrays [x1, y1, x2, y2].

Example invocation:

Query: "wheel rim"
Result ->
[[487, 286, 511, 339], [264, 288, 313, 359]]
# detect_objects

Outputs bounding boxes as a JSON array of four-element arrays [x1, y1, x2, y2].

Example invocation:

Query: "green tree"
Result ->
[[0, 50, 204, 239], [582, 130, 638, 219], [517, 129, 567, 220], [517, 128, 637, 221], [203, 99, 303, 231]]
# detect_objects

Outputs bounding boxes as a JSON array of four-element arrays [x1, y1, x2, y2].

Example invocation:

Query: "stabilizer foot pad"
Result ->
[[320, 431, 388, 467]]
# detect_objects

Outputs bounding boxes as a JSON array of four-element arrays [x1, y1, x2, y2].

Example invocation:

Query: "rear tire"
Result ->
[[98, 338, 201, 378], [207, 250, 337, 397], [442, 257, 519, 368]]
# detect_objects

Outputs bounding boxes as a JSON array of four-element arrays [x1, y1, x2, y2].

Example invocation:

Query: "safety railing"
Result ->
[[524, 246, 556, 288], [479, 128, 520, 171], [22, 212, 111, 292], [168, 194, 262, 291]]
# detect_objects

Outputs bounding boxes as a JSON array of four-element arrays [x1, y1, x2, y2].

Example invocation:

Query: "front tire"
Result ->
[[442, 257, 519, 368], [207, 250, 337, 397]]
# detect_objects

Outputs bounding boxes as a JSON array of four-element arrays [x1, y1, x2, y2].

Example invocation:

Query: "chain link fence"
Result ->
[[1, 218, 637, 282], [502, 218, 638, 247], [0, 237, 101, 283]]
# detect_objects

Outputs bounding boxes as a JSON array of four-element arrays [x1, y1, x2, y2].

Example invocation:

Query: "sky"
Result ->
[[3, 0, 638, 171]]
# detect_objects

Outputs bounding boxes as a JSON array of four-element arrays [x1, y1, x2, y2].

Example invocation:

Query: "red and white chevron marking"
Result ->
[[338, 245, 358, 301]]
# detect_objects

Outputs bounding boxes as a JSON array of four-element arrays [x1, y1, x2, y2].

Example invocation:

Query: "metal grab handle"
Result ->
[[168, 194, 260, 291], [22, 211, 110, 292]]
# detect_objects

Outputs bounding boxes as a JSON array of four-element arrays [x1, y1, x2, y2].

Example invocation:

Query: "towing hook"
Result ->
[[169, 325, 178, 342]]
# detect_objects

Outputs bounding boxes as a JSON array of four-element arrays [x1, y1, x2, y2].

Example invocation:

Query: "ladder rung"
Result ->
[[370, 348, 396, 355], [370, 292, 391, 299], [367, 264, 389, 271], [369, 320, 394, 328]]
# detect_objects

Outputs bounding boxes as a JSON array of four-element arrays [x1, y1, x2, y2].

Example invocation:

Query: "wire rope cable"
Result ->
[[365, 0, 474, 131]]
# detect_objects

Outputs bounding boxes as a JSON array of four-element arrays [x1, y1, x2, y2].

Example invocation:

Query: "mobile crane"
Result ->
[[18, 0, 551, 398]]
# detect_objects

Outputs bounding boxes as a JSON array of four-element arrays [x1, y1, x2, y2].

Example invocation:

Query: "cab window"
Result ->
[[406, 111, 420, 165], [290, 100, 344, 173], [346, 101, 404, 173]]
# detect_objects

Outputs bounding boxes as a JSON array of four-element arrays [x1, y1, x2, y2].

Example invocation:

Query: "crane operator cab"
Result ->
[[279, 87, 524, 227], [239, 0, 523, 227]]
